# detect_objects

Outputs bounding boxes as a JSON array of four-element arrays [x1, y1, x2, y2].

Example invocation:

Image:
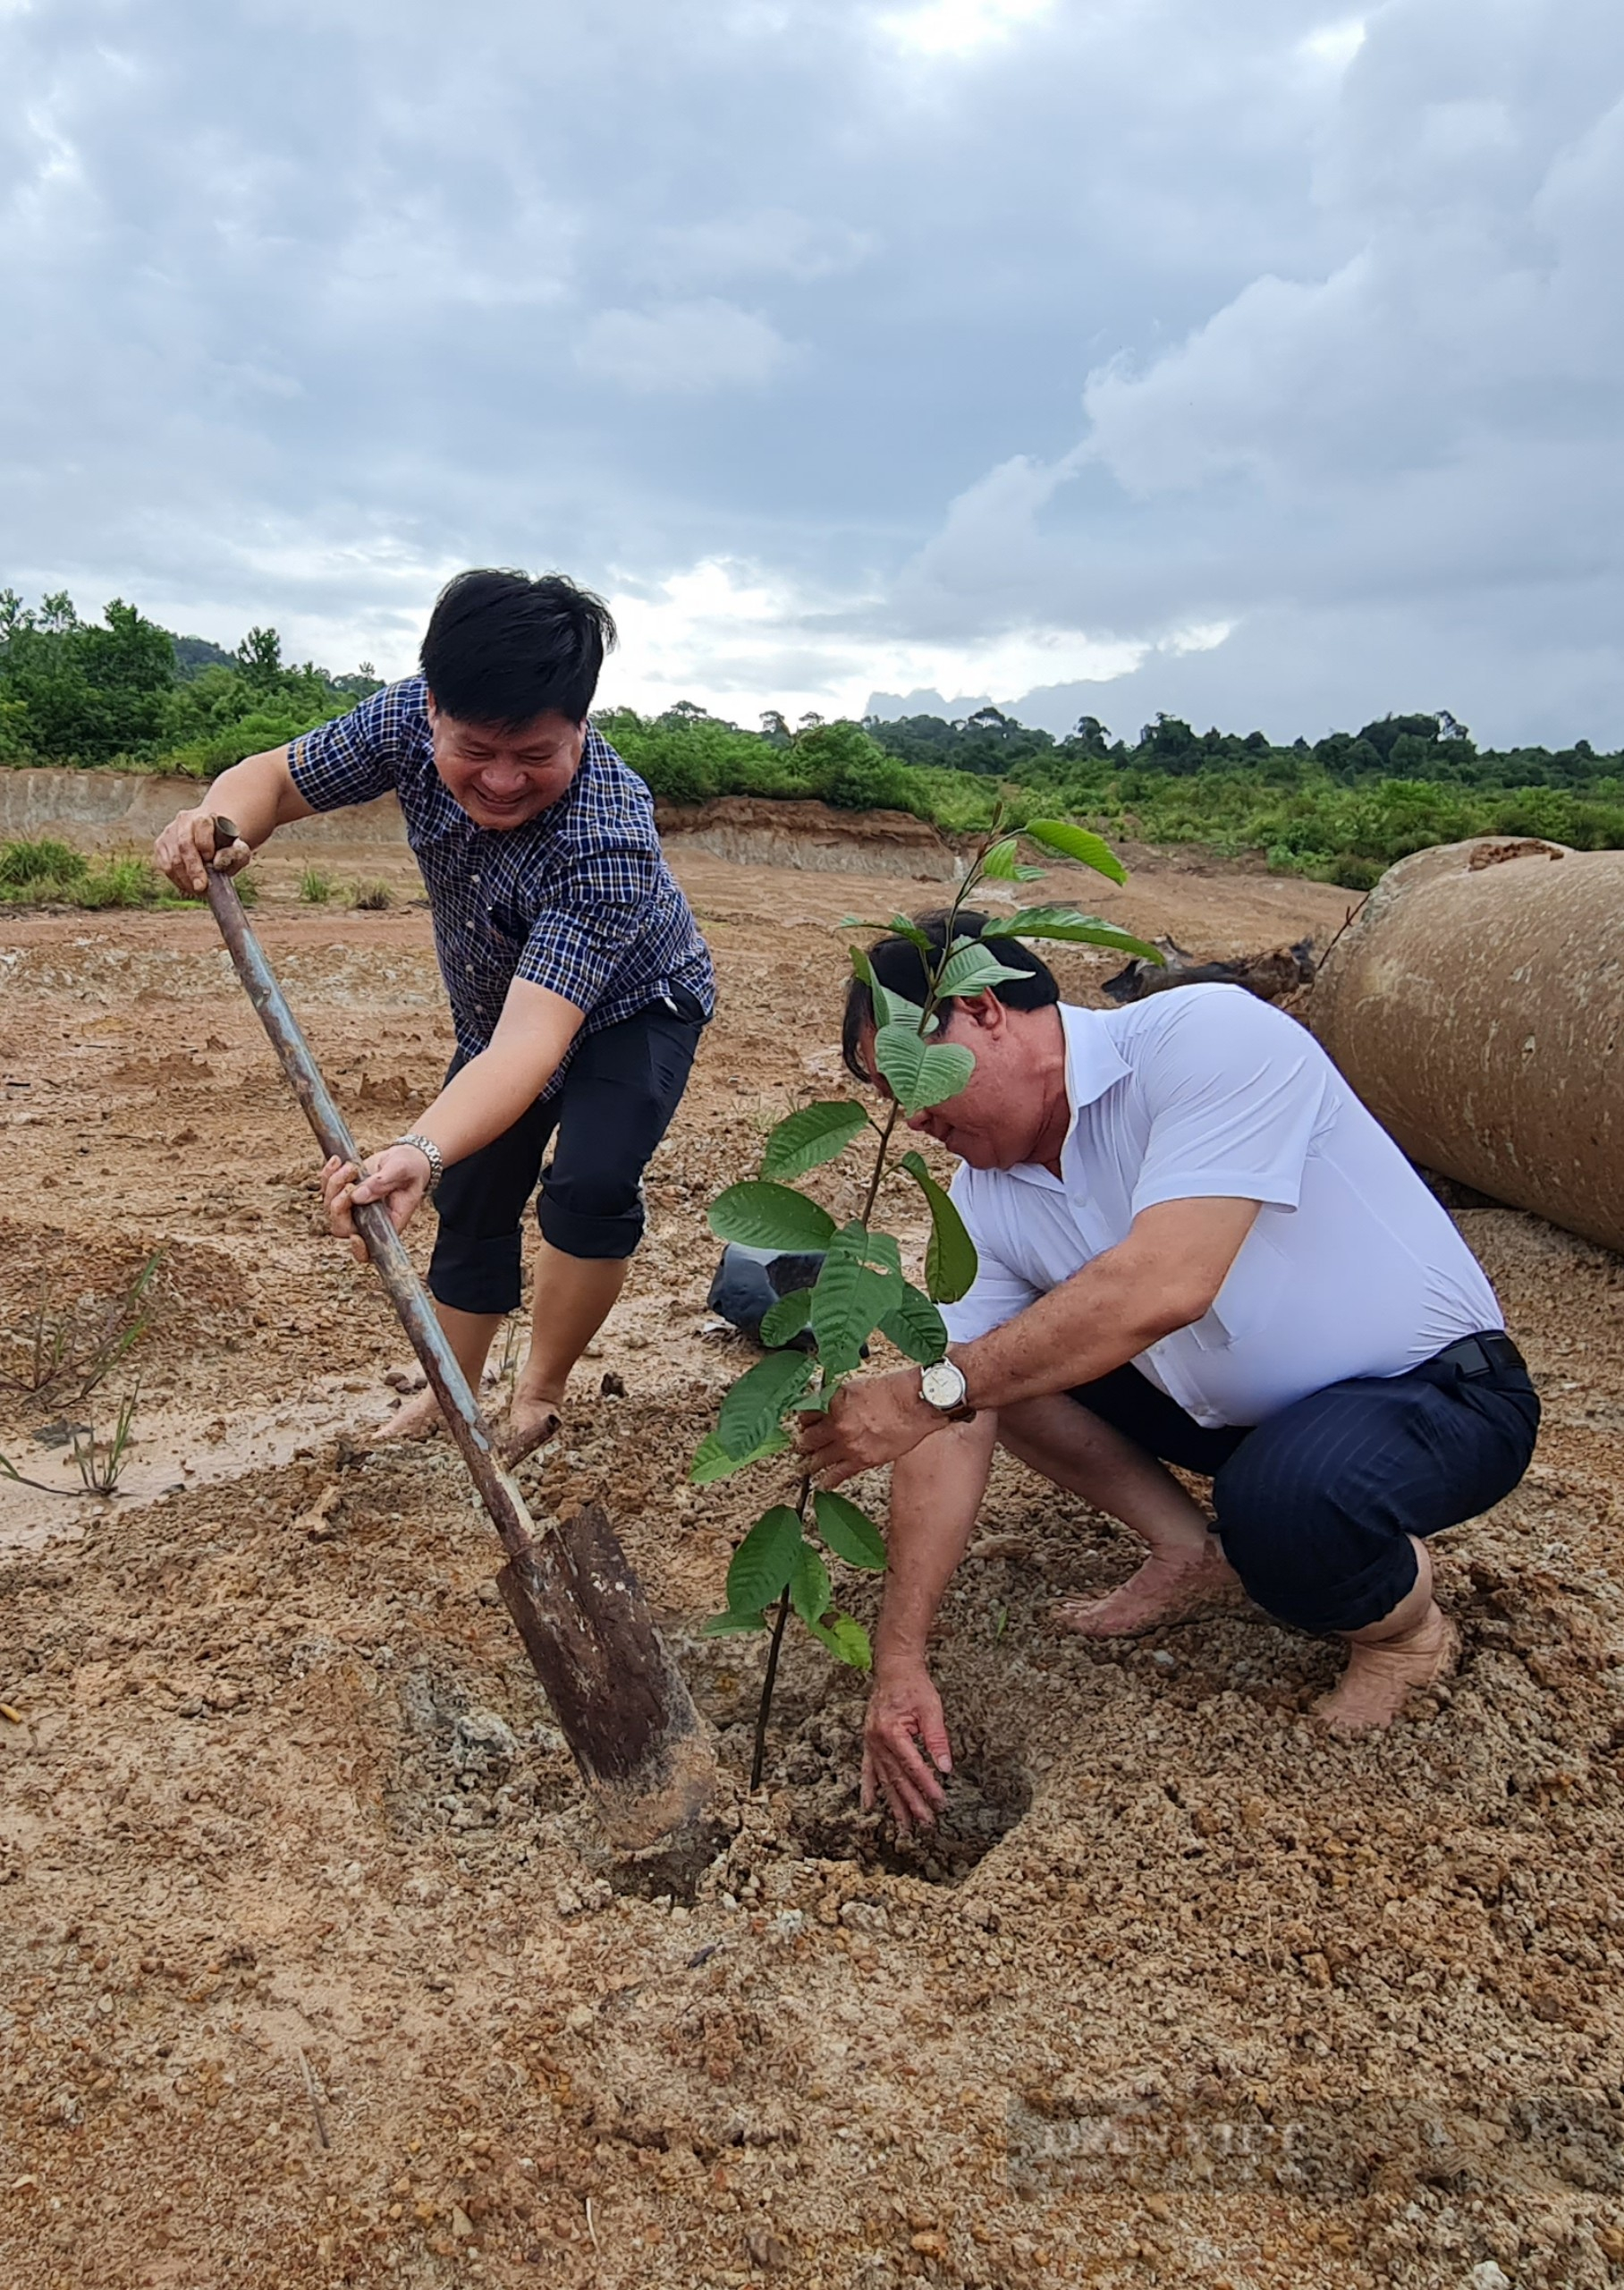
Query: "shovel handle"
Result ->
[[203, 852, 537, 1565]]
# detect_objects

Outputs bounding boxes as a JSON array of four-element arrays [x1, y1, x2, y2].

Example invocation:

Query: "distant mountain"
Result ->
[[864, 687, 996, 724], [170, 632, 237, 680]]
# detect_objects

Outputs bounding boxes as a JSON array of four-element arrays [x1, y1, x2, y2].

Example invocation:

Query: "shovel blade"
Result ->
[[498, 1503, 716, 1851]]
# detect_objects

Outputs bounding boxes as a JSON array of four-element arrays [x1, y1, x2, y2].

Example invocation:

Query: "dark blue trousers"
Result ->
[[427, 992, 704, 1314], [1067, 1344, 1539, 1633]]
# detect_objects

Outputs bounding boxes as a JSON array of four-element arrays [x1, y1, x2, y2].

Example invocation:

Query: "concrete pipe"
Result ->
[[1312, 836, 1624, 1256]]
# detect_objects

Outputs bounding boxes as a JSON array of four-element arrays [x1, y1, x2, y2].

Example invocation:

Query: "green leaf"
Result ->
[[875, 981, 929, 1034], [899, 1149, 979, 1303], [725, 1505, 804, 1612], [982, 905, 1164, 963], [807, 1611, 874, 1670], [935, 938, 1038, 1000], [978, 835, 1023, 881], [701, 1607, 769, 1636], [808, 1226, 870, 1378], [758, 1287, 813, 1347], [850, 946, 932, 1037], [760, 1098, 870, 1183], [689, 1422, 791, 1484], [872, 1023, 975, 1115], [839, 914, 932, 952], [718, 1350, 816, 1457], [813, 1488, 888, 1571], [789, 1539, 833, 1626], [1020, 818, 1128, 885], [709, 1181, 837, 1251], [877, 1283, 950, 1366], [808, 1223, 899, 1378]]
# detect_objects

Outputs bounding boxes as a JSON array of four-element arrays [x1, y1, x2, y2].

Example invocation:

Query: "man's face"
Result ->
[[427, 700, 585, 829], [857, 996, 1060, 1170]]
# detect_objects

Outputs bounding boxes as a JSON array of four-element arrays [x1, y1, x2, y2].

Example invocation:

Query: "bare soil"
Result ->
[[2, 837, 1621, 2290]]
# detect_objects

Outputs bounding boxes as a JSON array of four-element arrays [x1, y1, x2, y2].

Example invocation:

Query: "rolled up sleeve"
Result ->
[[289, 687, 403, 811]]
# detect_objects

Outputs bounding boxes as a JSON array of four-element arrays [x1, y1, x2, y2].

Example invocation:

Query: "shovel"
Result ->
[[204, 828, 716, 1851]]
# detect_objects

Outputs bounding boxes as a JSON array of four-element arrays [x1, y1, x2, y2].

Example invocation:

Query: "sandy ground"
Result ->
[[1, 835, 1620, 2290]]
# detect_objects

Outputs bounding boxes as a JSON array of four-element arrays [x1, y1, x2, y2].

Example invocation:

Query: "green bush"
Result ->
[[0, 837, 173, 907], [0, 835, 89, 886]]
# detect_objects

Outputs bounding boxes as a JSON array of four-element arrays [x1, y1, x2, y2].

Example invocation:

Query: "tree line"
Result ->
[[0, 591, 379, 779], [4, 594, 1620, 889]]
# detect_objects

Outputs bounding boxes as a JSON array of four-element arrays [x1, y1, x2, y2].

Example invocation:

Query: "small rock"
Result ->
[[839, 1900, 889, 1937], [475, 1579, 502, 1607], [598, 1370, 627, 1398], [451, 1709, 520, 1769], [565, 2005, 595, 2035], [450, 2205, 474, 2240], [747, 2226, 791, 2270], [1468, 2268, 1512, 2290]]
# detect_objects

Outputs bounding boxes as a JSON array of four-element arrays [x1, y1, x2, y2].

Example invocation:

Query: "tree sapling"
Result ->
[[697, 814, 1158, 1788]]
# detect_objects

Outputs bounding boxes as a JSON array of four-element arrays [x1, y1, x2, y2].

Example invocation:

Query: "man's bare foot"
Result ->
[[1053, 1540, 1245, 1637], [494, 1387, 563, 1468], [373, 1387, 445, 1444], [1315, 1608, 1459, 1733]]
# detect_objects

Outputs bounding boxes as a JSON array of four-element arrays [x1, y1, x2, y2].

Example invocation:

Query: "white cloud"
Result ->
[[574, 299, 792, 394], [1299, 18, 1366, 71], [881, 0, 1055, 60], [4, 0, 1623, 745], [599, 557, 1145, 725]]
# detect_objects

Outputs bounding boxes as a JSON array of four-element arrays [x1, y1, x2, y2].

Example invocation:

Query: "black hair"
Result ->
[[419, 568, 616, 728], [841, 909, 1060, 1081]]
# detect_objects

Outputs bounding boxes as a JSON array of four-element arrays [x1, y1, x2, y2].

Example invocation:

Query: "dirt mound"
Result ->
[[655, 795, 957, 878]]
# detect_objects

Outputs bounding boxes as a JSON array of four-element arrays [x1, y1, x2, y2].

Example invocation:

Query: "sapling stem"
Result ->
[[751, 1581, 794, 1793]]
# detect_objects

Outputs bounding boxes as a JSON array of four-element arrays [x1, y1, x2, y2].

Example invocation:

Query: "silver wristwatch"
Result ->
[[919, 1358, 975, 1421], [393, 1132, 444, 1196]]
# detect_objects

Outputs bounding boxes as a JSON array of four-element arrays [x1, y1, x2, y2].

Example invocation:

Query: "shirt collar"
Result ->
[[1002, 1005, 1129, 1190]]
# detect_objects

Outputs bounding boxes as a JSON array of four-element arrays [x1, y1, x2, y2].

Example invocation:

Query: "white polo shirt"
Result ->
[[940, 986, 1503, 1429]]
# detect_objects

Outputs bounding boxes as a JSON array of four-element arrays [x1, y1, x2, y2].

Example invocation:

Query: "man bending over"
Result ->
[[155, 569, 715, 1460], [799, 915, 1539, 1828]]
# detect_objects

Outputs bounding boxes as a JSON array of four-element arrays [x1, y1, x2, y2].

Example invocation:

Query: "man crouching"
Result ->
[[799, 914, 1539, 1830]]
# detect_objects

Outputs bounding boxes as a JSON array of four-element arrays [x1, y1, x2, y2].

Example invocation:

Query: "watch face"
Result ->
[[922, 1361, 966, 1409]]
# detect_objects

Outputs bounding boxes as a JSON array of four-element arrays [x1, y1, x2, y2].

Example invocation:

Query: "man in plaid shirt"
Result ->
[[155, 570, 715, 1457]]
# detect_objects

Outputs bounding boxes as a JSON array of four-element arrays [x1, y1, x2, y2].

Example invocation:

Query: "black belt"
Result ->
[[1433, 1331, 1527, 1379]]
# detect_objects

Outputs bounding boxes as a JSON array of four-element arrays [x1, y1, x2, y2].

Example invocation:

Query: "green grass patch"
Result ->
[[0, 835, 258, 909]]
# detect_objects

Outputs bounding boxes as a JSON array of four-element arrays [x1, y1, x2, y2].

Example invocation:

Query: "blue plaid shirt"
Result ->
[[289, 677, 715, 1088]]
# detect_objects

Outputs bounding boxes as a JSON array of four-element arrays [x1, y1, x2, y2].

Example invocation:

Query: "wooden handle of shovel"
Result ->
[[201, 838, 717, 1850], [203, 827, 534, 1564]]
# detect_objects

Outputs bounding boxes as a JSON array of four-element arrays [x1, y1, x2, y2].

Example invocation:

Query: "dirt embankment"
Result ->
[[0, 768, 958, 881], [0, 838, 1620, 2290]]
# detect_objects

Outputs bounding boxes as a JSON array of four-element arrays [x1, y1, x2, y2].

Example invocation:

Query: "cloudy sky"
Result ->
[[4, 0, 1621, 744]]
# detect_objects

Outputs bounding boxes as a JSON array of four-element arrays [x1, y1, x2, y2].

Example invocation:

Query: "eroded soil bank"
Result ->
[[1, 844, 1620, 2290]]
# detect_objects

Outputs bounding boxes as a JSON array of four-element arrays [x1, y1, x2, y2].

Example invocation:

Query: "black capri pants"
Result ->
[[427, 989, 706, 1316], [1066, 1336, 1539, 1634]]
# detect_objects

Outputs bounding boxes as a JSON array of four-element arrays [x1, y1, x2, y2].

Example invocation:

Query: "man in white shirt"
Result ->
[[799, 914, 1540, 1832]]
